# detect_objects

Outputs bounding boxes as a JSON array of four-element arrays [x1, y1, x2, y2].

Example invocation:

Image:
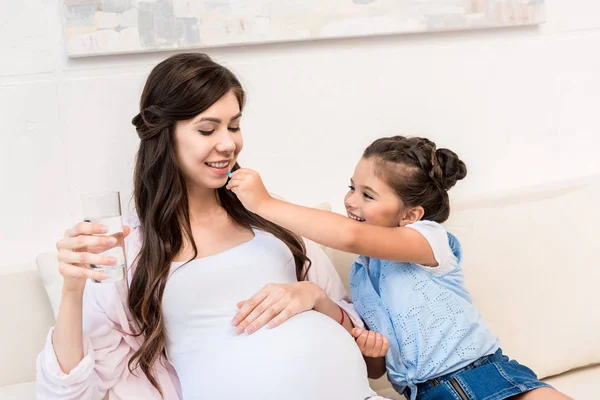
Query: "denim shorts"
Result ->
[[405, 348, 551, 400]]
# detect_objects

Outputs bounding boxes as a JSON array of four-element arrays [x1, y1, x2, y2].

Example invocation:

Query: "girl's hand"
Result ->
[[352, 328, 389, 358], [55, 222, 131, 292], [232, 282, 324, 335], [226, 168, 272, 214]]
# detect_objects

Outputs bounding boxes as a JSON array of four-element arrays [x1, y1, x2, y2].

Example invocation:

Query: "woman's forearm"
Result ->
[[314, 288, 354, 334], [52, 287, 85, 374]]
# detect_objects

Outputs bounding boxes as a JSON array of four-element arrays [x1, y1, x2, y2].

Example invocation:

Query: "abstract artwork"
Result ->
[[62, 0, 545, 57]]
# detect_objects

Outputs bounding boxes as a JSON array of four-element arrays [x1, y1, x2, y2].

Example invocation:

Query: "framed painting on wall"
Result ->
[[62, 0, 546, 57]]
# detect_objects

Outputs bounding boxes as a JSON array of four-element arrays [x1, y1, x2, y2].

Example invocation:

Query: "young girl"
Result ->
[[227, 136, 571, 400]]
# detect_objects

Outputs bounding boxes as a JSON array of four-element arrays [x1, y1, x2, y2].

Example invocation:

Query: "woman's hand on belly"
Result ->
[[231, 281, 324, 335]]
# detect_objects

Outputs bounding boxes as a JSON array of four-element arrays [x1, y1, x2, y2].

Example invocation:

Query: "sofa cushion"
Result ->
[[0, 381, 35, 400], [0, 264, 54, 387], [544, 364, 600, 399], [36, 252, 63, 320], [444, 177, 600, 379]]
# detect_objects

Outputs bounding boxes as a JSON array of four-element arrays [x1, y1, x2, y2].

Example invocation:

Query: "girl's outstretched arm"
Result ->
[[227, 169, 437, 266]]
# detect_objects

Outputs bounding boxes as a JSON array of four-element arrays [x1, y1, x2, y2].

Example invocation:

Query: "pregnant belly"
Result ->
[[168, 311, 375, 400]]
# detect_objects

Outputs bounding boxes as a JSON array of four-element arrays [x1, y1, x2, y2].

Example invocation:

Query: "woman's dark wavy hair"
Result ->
[[128, 53, 311, 395]]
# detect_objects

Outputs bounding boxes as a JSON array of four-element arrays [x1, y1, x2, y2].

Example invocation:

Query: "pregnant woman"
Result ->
[[35, 53, 380, 400]]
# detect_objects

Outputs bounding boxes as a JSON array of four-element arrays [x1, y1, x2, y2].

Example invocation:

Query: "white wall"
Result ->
[[1, 1, 599, 266]]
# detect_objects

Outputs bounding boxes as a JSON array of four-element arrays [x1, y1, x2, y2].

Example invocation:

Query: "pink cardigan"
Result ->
[[36, 217, 363, 400]]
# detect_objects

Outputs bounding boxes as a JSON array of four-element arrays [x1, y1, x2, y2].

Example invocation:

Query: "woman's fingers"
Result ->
[[64, 222, 107, 239], [57, 250, 117, 267], [243, 299, 288, 334], [56, 222, 131, 286], [57, 234, 117, 253], [57, 225, 130, 254], [56, 222, 131, 289], [61, 223, 130, 248], [58, 263, 108, 281], [265, 306, 295, 330], [234, 293, 284, 334], [232, 282, 317, 334], [232, 288, 270, 327]]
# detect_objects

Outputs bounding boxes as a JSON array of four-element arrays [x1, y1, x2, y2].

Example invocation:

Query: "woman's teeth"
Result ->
[[206, 161, 229, 168]]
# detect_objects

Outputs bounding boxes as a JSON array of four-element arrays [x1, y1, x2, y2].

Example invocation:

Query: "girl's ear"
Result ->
[[399, 206, 425, 227]]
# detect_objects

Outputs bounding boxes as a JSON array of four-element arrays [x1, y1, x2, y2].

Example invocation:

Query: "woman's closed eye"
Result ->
[[199, 126, 240, 135]]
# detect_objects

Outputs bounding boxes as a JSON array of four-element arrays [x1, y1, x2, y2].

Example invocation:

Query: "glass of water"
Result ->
[[80, 191, 126, 283]]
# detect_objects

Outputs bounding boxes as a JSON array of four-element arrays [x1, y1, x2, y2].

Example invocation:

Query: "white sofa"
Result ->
[[1, 177, 599, 399]]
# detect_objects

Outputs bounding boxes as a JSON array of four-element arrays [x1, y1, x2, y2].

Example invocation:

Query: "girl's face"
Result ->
[[344, 157, 406, 227], [174, 90, 243, 191]]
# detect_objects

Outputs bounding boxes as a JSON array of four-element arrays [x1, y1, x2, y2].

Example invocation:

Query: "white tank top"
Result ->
[[162, 229, 376, 400]]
